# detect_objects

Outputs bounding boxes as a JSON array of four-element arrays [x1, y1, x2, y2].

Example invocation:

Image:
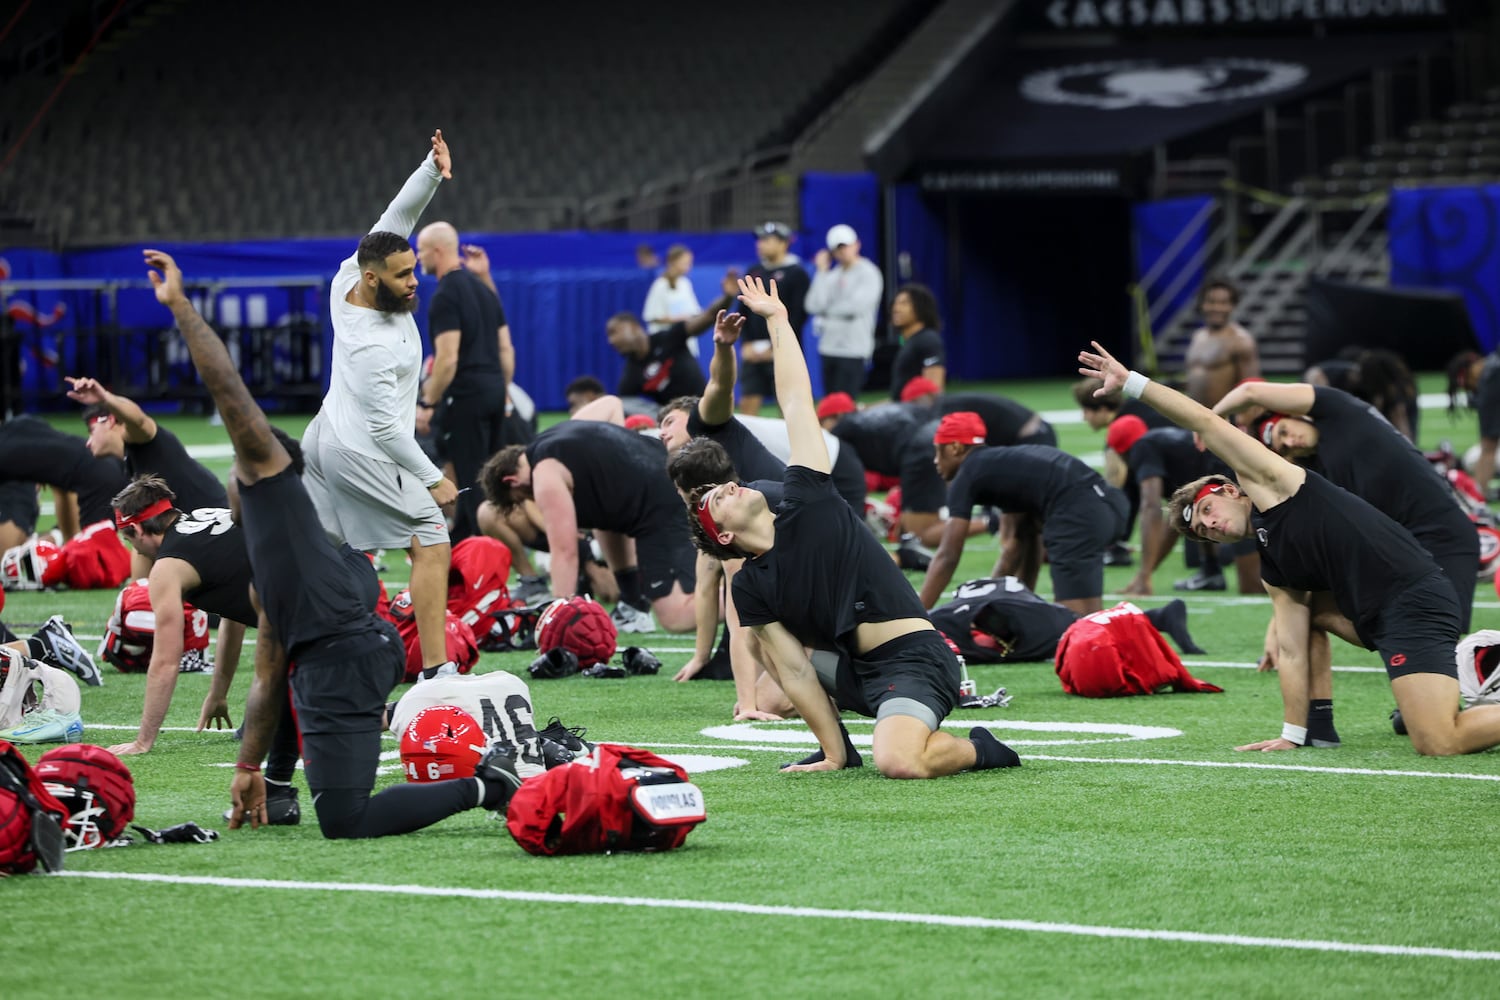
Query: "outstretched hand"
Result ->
[[460, 243, 490, 276], [712, 310, 745, 346], [736, 274, 787, 321], [64, 376, 106, 406], [143, 249, 187, 308], [431, 128, 453, 180], [1078, 340, 1128, 397]]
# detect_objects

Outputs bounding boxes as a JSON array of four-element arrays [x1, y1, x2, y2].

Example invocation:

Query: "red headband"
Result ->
[[115, 497, 174, 529], [1184, 483, 1224, 525], [696, 487, 723, 540], [934, 411, 987, 446], [1259, 415, 1282, 447]]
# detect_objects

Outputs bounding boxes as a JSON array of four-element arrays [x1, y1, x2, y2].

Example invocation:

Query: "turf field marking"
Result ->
[[55, 870, 1500, 962], [1192, 659, 1384, 673], [702, 719, 1181, 748], [1021, 753, 1500, 781]]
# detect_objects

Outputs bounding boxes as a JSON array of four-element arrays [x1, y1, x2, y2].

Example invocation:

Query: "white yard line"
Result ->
[[55, 870, 1500, 962]]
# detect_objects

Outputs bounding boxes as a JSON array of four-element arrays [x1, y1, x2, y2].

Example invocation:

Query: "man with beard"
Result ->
[[302, 130, 460, 683]]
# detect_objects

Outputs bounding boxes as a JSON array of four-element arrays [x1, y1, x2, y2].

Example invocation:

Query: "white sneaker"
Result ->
[[0, 708, 84, 744], [610, 602, 654, 634]]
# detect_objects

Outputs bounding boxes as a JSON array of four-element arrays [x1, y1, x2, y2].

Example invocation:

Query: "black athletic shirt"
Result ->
[[1128, 428, 1226, 492], [1255, 472, 1443, 640], [1119, 397, 1177, 430], [617, 323, 707, 403], [831, 403, 930, 476], [527, 422, 681, 536], [0, 416, 125, 524], [1304, 387, 1471, 556], [946, 445, 1102, 520], [734, 466, 928, 649], [740, 259, 810, 344], [156, 507, 256, 625], [428, 268, 507, 399], [128, 426, 227, 512], [938, 393, 1036, 444], [686, 410, 785, 483], [889, 328, 946, 400]]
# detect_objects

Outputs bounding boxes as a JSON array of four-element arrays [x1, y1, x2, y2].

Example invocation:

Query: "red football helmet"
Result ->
[[536, 595, 617, 668], [99, 579, 211, 673], [393, 609, 478, 682], [0, 535, 65, 591], [400, 705, 487, 783], [33, 744, 135, 850]]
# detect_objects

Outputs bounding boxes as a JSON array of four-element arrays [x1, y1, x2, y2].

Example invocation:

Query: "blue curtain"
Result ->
[[1389, 185, 1500, 352]]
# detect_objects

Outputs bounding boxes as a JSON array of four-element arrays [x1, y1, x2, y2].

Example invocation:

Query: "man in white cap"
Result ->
[[805, 223, 883, 398]]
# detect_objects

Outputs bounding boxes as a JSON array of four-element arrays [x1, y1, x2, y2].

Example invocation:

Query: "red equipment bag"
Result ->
[[506, 743, 705, 856], [1055, 602, 1223, 697], [0, 739, 69, 874]]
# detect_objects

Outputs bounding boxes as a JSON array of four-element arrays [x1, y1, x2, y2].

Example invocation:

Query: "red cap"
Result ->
[[816, 393, 857, 420], [1105, 414, 1148, 455], [899, 376, 940, 402], [623, 413, 657, 431], [933, 411, 987, 446]]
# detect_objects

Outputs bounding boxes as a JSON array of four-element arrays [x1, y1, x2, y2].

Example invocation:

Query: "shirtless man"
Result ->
[[1184, 279, 1259, 408]]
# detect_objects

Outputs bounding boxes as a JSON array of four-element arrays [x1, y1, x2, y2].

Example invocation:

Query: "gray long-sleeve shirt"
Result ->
[[804, 257, 883, 361]]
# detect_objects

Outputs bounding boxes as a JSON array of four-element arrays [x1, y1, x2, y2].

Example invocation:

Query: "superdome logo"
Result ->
[[1021, 58, 1307, 109]]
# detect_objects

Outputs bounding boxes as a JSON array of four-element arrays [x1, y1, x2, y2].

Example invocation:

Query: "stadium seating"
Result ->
[[0, 2, 916, 243]]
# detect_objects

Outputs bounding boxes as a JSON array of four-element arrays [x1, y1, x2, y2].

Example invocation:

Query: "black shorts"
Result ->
[[1363, 572, 1462, 681], [0, 480, 38, 534], [1427, 539, 1480, 634], [635, 509, 698, 600], [1477, 355, 1500, 440], [838, 630, 960, 730], [1043, 483, 1129, 601], [740, 359, 775, 398], [237, 465, 382, 659], [1017, 421, 1058, 448], [288, 621, 404, 793]]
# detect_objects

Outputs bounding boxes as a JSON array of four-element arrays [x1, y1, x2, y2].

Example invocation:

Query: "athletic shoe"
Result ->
[[1102, 542, 1134, 567], [538, 716, 594, 758], [896, 533, 933, 573], [419, 660, 460, 682], [610, 601, 654, 634], [222, 783, 301, 826], [513, 574, 551, 606], [34, 615, 103, 687], [0, 708, 84, 744], [179, 648, 213, 674], [1173, 571, 1226, 592], [474, 746, 524, 811], [1390, 707, 1408, 736]]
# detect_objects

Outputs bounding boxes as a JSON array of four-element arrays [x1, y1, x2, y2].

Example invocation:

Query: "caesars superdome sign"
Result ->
[[1036, 0, 1449, 30], [1022, 58, 1307, 108]]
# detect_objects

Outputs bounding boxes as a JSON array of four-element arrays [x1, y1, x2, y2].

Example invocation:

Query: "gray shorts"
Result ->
[[304, 421, 448, 551]]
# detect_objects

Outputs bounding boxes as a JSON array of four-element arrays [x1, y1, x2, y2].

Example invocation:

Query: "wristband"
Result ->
[[1280, 723, 1307, 746], [234, 762, 262, 773], [416, 400, 435, 411], [1123, 370, 1150, 399]]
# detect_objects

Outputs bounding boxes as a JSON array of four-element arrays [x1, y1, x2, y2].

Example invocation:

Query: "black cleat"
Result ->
[[1102, 542, 1134, 567], [474, 747, 524, 810], [528, 648, 580, 679], [538, 716, 594, 758], [781, 721, 862, 770], [1173, 571, 1226, 592], [1390, 707, 1407, 736], [622, 646, 662, 676], [896, 533, 933, 572]]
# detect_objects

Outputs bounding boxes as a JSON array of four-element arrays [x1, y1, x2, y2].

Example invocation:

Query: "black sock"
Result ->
[[614, 567, 645, 609], [23, 636, 47, 661], [265, 698, 301, 785], [969, 727, 1022, 770], [1143, 599, 1205, 655], [781, 721, 862, 769], [1307, 699, 1339, 747]]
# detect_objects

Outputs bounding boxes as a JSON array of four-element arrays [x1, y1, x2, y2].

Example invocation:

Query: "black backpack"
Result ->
[[929, 578, 1077, 664]]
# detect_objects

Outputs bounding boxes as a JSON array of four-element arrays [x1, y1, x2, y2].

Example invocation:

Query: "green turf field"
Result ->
[[9, 375, 1499, 998]]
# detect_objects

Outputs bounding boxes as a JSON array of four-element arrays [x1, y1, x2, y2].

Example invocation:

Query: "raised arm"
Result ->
[[699, 310, 745, 426], [1213, 381, 1315, 420], [1079, 341, 1298, 508], [369, 130, 451, 238], [738, 276, 829, 473], [65, 377, 157, 443]]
